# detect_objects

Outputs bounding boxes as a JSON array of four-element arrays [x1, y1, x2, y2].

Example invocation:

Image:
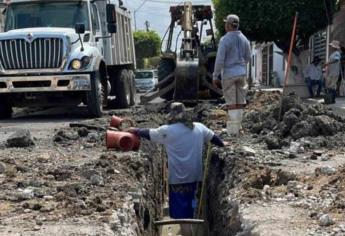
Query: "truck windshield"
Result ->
[[4, 2, 89, 31], [135, 71, 154, 79]]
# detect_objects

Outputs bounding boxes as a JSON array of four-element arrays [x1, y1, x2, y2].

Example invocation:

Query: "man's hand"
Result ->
[[213, 79, 221, 88], [223, 141, 230, 146], [127, 127, 139, 135]]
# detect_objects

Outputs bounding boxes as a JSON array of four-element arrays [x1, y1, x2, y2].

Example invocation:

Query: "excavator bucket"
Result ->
[[174, 59, 199, 100]]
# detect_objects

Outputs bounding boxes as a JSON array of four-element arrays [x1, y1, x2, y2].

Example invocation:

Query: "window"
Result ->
[[91, 4, 100, 34], [135, 71, 154, 79], [5, 2, 89, 31]]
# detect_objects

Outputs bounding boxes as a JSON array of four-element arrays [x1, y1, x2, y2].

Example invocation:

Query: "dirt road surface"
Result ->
[[1, 92, 345, 236]]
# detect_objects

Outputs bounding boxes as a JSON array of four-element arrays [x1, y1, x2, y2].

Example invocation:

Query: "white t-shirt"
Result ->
[[149, 122, 214, 185]]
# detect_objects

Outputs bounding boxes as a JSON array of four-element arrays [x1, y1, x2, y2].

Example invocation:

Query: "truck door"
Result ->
[[91, 3, 103, 56]]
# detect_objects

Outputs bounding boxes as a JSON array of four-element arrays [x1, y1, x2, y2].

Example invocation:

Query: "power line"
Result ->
[[134, 0, 149, 30]]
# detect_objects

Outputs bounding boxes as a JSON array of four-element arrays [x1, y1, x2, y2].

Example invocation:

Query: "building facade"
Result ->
[[251, 42, 285, 88]]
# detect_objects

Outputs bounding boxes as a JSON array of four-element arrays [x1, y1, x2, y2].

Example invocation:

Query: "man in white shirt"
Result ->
[[303, 56, 323, 97], [129, 102, 224, 236], [325, 40, 342, 103], [212, 14, 251, 135]]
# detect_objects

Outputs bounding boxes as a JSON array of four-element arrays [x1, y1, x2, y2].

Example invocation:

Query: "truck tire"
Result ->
[[0, 97, 12, 119], [115, 69, 131, 108], [86, 71, 103, 118], [128, 70, 136, 106], [158, 58, 175, 101]]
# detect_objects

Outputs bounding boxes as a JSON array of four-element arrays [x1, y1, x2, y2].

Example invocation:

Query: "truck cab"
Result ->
[[0, 0, 136, 118]]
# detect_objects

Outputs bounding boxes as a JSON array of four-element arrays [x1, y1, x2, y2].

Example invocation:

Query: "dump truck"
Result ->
[[0, 0, 136, 118], [140, 1, 222, 104]]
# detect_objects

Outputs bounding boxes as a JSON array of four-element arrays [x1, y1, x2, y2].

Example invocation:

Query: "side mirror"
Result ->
[[107, 24, 117, 34], [106, 4, 116, 24], [75, 23, 85, 34]]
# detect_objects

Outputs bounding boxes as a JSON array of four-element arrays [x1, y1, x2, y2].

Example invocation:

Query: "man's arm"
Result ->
[[244, 39, 251, 63], [130, 128, 150, 140], [213, 37, 226, 81], [129, 126, 169, 145], [326, 52, 341, 65], [210, 134, 224, 147]]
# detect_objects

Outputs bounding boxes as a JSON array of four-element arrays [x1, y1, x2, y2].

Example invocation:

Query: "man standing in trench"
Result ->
[[129, 102, 224, 236], [212, 14, 251, 135]]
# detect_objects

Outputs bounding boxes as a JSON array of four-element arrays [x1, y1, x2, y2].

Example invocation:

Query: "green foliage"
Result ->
[[134, 30, 161, 68], [144, 56, 160, 69], [213, 0, 336, 50]]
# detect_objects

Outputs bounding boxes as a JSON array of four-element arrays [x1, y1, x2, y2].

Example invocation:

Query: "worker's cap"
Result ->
[[167, 102, 194, 128], [224, 14, 240, 26], [329, 40, 341, 49], [168, 102, 186, 120]]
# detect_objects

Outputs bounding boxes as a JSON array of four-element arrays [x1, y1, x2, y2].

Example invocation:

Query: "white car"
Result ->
[[135, 70, 158, 92]]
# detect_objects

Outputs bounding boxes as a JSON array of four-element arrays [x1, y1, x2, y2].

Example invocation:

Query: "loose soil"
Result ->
[[1, 91, 345, 236]]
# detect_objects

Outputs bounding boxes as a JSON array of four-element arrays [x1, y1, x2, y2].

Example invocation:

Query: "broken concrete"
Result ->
[[6, 129, 34, 148]]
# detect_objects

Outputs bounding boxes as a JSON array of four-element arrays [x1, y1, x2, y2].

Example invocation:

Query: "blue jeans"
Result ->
[[169, 182, 197, 219], [306, 79, 322, 97]]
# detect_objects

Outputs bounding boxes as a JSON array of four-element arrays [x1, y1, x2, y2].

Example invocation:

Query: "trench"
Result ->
[[107, 132, 166, 236], [206, 153, 250, 236]]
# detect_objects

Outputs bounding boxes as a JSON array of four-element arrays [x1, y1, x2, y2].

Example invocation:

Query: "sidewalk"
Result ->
[[328, 97, 345, 117], [302, 97, 345, 118]]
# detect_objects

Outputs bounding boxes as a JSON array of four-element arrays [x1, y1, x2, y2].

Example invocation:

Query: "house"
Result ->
[[251, 1, 345, 97], [251, 42, 286, 88]]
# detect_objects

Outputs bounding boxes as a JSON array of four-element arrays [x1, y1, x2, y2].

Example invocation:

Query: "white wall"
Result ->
[[251, 43, 262, 85], [272, 44, 285, 86]]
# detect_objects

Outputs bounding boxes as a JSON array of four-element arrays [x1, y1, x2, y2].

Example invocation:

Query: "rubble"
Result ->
[[6, 129, 34, 147], [0, 107, 167, 236], [202, 91, 345, 236], [1, 90, 345, 236], [243, 93, 345, 150], [319, 214, 334, 227], [0, 162, 5, 174]]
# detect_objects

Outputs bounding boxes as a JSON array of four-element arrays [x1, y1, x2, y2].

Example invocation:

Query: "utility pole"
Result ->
[[134, 0, 148, 31], [145, 20, 150, 32]]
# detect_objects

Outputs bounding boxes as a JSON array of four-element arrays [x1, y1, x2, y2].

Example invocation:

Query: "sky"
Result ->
[[122, 0, 214, 38]]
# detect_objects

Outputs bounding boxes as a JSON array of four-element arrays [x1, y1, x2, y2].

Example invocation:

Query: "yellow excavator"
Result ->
[[140, 1, 222, 104]]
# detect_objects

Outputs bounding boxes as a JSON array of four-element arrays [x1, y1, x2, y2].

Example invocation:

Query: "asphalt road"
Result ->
[[0, 92, 165, 143]]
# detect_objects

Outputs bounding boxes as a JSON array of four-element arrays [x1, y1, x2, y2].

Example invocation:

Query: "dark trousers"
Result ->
[[306, 79, 322, 97], [325, 88, 337, 104]]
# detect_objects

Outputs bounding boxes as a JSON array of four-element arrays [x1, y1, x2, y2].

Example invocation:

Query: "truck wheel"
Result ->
[[0, 98, 12, 119], [128, 70, 136, 106], [158, 58, 175, 101], [86, 71, 103, 118], [115, 69, 131, 108]]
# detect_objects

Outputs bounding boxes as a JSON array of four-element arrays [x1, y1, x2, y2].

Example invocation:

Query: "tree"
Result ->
[[133, 30, 161, 68], [212, 0, 337, 52]]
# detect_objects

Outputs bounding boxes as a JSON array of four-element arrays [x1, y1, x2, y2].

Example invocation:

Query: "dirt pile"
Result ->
[[0, 106, 168, 236], [244, 93, 345, 149]]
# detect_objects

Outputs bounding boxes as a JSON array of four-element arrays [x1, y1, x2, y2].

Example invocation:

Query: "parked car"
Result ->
[[135, 70, 158, 92]]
